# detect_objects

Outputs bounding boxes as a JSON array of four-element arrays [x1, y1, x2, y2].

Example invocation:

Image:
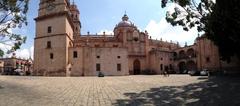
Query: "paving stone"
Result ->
[[0, 75, 239, 106]]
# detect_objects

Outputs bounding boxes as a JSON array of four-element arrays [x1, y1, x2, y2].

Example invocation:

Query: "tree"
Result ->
[[206, 0, 240, 62], [161, 0, 240, 62], [0, 0, 29, 57], [161, 0, 215, 32]]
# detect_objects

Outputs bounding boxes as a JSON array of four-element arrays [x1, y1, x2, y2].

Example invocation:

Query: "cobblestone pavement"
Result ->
[[0, 75, 240, 106]]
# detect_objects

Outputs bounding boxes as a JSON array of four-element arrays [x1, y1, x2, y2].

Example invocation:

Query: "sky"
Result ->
[[6, 0, 199, 59]]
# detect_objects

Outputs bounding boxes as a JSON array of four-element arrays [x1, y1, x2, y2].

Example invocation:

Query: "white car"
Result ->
[[200, 69, 208, 76], [188, 70, 199, 76], [14, 69, 24, 76]]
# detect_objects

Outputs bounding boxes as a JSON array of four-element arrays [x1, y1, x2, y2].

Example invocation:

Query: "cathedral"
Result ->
[[33, 0, 239, 76]]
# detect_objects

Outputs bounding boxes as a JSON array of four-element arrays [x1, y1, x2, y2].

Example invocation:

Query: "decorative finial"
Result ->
[[122, 11, 129, 21], [72, 0, 75, 4]]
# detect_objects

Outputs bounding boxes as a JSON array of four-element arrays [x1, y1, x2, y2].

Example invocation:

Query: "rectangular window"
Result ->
[[96, 64, 100, 71], [48, 26, 52, 33], [95, 44, 100, 47], [169, 64, 173, 70], [50, 53, 54, 59], [117, 56, 121, 59], [160, 64, 163, 71], [206, 57, 211, 63], [113, 44, 118, 47], [96, 56, 100, 59], [73, 51, 78, 58], [117, 64, 121, 71], [47, 41, 51, 48]]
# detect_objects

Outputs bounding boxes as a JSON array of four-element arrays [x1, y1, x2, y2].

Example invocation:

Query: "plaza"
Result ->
[[0, 75, 240, 106]]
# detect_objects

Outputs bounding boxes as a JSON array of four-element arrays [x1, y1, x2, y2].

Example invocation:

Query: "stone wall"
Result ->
[[69, 47, 129, 76]]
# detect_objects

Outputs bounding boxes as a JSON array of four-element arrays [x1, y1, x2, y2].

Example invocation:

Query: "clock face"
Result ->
[[46, 2, 55, 11]]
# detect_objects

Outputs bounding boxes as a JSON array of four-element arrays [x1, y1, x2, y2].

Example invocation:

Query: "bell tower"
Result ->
[[34, 0, 74, 76], [38, 0, 71, 17], [70, 1, 81, 36]]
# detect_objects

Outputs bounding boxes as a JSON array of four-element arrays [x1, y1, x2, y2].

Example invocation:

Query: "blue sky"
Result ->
[[10, 0, 199, 59]]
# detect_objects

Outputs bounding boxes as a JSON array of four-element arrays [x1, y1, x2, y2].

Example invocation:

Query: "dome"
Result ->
[[116, 14, 135, 27]]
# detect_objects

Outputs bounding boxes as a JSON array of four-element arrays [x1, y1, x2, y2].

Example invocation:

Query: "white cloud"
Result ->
[[0, 36, 33, 59], [15, 46, 33, 59], [97, 29, 113, 35], [2, 46, 34, 59], [145, 3, 199, 46], [145, 18, 198, 46], [0, 43, 12, 52]]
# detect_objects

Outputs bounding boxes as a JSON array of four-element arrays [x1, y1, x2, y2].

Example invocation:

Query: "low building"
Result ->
[[0, 54, 33, 75]]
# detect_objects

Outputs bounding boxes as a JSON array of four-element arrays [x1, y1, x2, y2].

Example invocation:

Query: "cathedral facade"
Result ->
[[33, 0, 239, 76]]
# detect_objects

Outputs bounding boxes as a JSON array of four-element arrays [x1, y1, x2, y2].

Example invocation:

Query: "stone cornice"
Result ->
[[34, 11, 74, 30], [35, 33, 73, 43]]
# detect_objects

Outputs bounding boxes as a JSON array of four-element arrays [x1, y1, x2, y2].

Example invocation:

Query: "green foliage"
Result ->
[[161, 0, 240, 61], [162, 0, 215, 32], [0, 49, 4, 57], [206, 0, 240, 62], [0, 0, 29, 57]]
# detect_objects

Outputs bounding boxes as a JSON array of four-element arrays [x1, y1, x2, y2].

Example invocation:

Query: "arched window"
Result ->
[[186, 61, 197, 71], [187, 48, 195, 58], [133, 59, 141, 75], [173, 52, 177, 60], [179, 50, 186, 59]]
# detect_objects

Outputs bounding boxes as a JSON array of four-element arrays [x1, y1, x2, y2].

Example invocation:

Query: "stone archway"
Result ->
[[187, 48, 195, 58], [178, 62, 186, 74], [133, 59, 141, 75], [179, 50, 186, 59], [186, 60, 197, 71]]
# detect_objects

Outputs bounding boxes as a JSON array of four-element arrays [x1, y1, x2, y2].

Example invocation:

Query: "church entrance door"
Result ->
[[133, 59, 141, 75], [178, 62, 187, 74]]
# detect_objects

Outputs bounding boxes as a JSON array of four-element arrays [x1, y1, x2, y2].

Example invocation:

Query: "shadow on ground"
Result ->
[[114, 76, 240, 106]]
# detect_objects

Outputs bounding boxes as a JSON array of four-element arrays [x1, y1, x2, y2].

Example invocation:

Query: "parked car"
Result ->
[[183, 70, 188, 74], [14, 69, 24, 76], [200, 69, 208, 76], [188, 70, 200, 76], [98, 71, 104, 77]]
